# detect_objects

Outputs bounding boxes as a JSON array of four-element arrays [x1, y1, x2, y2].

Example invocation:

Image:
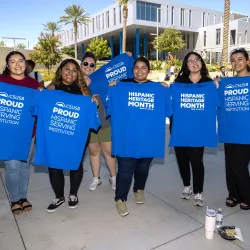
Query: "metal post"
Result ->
[[156, 8, 159, 61]]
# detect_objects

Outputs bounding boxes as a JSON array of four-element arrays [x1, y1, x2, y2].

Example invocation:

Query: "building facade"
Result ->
[[59, 0, 250, 62]]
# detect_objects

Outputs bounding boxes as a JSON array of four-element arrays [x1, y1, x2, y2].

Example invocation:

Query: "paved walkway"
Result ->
[[0, 128, 249, 250]]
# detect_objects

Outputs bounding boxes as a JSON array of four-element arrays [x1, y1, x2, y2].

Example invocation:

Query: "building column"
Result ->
[[81, 43, 85, 58], [136, 28, 140, 58], [119, 31, 123, 54], [143, 34, 147, 57], [110, 36, 114, 59]]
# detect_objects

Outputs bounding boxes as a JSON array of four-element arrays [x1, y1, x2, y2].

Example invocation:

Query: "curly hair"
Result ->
[[177, 52, 209, 79], [50, 59, 91, 96]]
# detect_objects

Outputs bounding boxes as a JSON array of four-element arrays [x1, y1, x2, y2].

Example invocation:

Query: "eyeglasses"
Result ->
[[82, 61, 95, 68], [187, 58, 201, 65]]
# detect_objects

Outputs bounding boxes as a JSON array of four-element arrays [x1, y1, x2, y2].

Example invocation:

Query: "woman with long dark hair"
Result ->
[[224, 48, 250, 210], [173, 52, 212, 207], [46, 59, 97, 212], [0, 51, 39, 214]]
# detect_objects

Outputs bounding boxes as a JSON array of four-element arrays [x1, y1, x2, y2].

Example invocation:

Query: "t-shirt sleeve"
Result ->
[[105, 87, 113, 117], [165, 88, 173, 118], [38, 72, 43, 82], [89, 101, 101, 131]]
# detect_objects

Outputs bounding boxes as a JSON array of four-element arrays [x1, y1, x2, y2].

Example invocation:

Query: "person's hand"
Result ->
[[214, 77, 220, 88], [109, 81, 117, 87], [161, 82, 170, 88], [126, 51, 132, 57], [84, 75, 91, 86], [91, 95, 99, 105]]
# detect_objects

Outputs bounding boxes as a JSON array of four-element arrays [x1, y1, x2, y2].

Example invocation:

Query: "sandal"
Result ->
[[19, 199, 32, 212], [11, 202, 23, 215], [240, 203, 250, 210], [226, 197, 239, 207]]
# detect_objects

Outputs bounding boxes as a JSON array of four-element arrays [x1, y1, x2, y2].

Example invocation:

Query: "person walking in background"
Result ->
[[26, 60, 44, 88], [0, 51, 39, 214], [80, 52, 116, 191], [173, 52, 213, 207]]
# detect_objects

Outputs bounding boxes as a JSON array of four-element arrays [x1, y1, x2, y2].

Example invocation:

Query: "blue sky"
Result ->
[[0, 0, 249, 48]]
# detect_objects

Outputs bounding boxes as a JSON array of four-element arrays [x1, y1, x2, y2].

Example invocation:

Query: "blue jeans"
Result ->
[[115, 157, 153, 201], [4, 138, 35, 202]]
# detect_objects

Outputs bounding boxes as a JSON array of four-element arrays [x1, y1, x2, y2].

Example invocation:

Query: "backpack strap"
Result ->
[[34, 71, 38, 81]]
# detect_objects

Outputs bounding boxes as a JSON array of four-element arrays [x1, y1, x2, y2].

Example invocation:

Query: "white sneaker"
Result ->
[[181, 186, 192, 200], [194, 193, 204, 207], [109, 176, 116, 191], [89, 177, 102, 191]]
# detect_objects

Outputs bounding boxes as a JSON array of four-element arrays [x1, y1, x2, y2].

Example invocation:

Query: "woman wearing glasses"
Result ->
[[81, 52, 117, 191], [0, 51, 39, 214], [173, 52, 212, 207], [224, 48, 250, 210]]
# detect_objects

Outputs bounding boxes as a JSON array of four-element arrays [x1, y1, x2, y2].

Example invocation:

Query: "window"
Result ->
[[221, 16, 223, 23], [136, 1, 161, 22], [70, 29, 73, 40], [245, 30, 248, 44], [113, 8, 116, 26], [189, 10, 192, 27], [77, 27, 79, 39], [180, 8, 185, 26], [230, 30, 236, 45], [204, 31, 206, 46], [119, 5, 122, 23], [187, 33, 190, 49], [193, 33, 196, 48], [84, 24, 86, 36], [98, 15, 100, 31], [214, 14, 216, 24], [171, 6, 174, 25], [106, 11, 109, 28], [207, 13, 209, 26], [216, 28, 221, 45], [202, 12, 205, 27], [92, 18, 94, 33], [67, 31, 69, 43], [102, 13, 104, 29]]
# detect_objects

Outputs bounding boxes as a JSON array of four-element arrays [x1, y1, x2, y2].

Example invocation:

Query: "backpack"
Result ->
[[34, 71, 39, 81]]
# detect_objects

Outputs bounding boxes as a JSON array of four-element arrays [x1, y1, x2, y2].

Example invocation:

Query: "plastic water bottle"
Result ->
[[216, 208, 223, 229]]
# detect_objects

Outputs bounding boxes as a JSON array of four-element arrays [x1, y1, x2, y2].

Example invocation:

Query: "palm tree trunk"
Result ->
[[74, 21, 78, 59], [222, 0, 230, 65], [122, 5, 128, 53]]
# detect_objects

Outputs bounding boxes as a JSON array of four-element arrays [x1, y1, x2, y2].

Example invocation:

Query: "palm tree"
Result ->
[[222, 0, 230, 65], [43, 22, 62, 37], [117, 0, 132, 53], [16, 43, 26, 49], [59, 5, 91, 59]]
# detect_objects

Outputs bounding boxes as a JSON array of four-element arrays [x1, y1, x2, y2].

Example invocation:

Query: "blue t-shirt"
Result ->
[[218, 76, 250, 144], [89, 53, 134, 105], [32, 90, 100, 170], [169, 81, 218, 147], [106, 81, 172, 158], [0, 82, 35, 160]]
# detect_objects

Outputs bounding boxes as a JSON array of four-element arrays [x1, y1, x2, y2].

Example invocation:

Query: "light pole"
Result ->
[[2, 37, 26, 50]]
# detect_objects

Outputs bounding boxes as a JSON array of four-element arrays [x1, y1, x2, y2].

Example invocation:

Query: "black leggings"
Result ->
[[174, 146, 205, 194], [224, 143, 250, 205], [48, 163, 83, 198]]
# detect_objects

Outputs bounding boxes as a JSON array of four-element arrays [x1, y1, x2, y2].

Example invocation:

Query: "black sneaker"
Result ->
[[68, 194, 78, 209], [47, 197, 65, 213]]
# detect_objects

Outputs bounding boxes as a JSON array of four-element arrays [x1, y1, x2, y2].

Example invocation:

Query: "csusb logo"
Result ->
[[0, 92, 24, 108], [53, 102, 80, 118], [105, 62, 126, 79], [224, 83, 249, 96]]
